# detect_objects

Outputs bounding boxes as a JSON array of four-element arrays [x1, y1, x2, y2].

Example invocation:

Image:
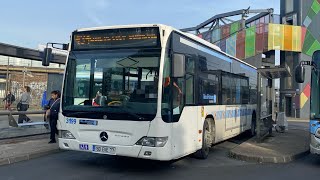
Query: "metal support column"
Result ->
[[5, 57, 9, 95], [256, 72, 262, 140]]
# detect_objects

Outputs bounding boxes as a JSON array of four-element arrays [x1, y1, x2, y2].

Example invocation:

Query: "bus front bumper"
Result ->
[[310, 135, 320, 155], [58, 138, 172, 161]]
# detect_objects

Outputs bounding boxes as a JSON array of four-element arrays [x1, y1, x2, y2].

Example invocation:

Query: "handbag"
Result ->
[[44, 109, 50, 122], [17, 101, 22, 111]]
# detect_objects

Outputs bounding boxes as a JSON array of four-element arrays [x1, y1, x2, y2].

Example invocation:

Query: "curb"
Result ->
[[229, 148, 310, 163], [0, 148, 61, 166]]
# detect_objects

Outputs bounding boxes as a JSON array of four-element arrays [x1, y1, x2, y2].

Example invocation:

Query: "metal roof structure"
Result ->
[[180, 7, 274, 33], [0, 42, 66, 64]]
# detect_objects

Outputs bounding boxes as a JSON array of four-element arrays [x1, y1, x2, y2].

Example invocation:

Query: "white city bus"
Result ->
[[58, 24, 257, 160]]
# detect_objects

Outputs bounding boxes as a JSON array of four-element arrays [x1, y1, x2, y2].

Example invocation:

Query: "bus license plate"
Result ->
[[92, 145, 116, 155]]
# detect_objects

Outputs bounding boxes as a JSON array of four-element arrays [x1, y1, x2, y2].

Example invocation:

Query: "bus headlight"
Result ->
[[315, 128, 320, 139], [60, 130, 75, 139], [136, 137, 168, 147]]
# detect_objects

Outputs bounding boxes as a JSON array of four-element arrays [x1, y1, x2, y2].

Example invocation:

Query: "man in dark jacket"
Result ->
[[45, 90, 60, 144], [3, 91, 15, 110]]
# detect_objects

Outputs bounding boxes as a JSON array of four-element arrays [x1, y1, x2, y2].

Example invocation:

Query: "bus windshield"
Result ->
[[62, 48, 161, 121]]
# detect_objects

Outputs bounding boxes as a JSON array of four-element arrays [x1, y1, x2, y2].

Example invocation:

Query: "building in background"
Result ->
[[184, 1, 319, 119], [0, 44, 65, 110], [280, 0, 320, 118]]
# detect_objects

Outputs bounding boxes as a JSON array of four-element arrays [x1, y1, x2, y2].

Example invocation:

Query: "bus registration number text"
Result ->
[[92, 145, 116, 155]]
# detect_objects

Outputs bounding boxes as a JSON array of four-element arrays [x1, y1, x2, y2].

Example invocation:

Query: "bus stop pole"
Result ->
[[256, 72, 261, 140]]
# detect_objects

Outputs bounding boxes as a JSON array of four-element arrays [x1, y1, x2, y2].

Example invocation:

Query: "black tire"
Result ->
[[194, 120, 211, 159]]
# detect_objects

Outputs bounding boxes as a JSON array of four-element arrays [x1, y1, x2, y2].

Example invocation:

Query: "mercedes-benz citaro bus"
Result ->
[[58, 24, 257, 161]]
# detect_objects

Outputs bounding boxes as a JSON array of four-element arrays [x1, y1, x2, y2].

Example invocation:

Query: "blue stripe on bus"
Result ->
[[211, 109, 253, 120], [197, 46, 233, 63], [240, 64, 256, 72], [180, 37, 232, 63]]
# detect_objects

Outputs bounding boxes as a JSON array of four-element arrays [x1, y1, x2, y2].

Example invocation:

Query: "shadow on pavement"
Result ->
[[66, 154, 177, 172], [60, 134, 252, 172]]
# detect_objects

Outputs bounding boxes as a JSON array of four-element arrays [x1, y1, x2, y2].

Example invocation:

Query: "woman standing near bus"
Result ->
[[18, 86, 32, 123]]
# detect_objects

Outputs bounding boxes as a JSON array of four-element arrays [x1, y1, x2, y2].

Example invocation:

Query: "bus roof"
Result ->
[[75, 24, 257, 70]]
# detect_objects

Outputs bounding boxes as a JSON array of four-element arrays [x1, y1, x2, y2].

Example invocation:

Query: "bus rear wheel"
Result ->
[[194, 119, 212, 159]]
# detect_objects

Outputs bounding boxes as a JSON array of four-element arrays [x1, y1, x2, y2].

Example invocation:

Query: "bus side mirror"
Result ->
[[312, 50, 320, 64], [172, 54, 185, 78], [295, 65, 305, 83], [42, 48, 52, 66], [62, 44, 69, 50]]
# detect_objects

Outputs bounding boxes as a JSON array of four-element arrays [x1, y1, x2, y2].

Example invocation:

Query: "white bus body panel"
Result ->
[[58, 114, 149, 157], [58, 116, 176, 161]]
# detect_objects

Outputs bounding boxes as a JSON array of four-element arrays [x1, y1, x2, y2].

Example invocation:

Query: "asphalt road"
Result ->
[[0, 138, 319, 180]]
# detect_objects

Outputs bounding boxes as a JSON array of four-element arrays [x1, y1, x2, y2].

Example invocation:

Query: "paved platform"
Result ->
[[0, 115, 49, 139], [229, 129, 310, 163], [0, 135, 60, 166]]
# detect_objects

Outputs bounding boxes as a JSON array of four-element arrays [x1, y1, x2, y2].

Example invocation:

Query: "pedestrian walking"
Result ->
[[3, 91, 15, 110], [45, 90, 60, 144], [18, 86, 32, 123]]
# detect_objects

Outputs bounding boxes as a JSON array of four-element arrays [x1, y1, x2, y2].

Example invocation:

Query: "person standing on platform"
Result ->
[[18, 86, 32, 123], [45, 90, 60, 144]]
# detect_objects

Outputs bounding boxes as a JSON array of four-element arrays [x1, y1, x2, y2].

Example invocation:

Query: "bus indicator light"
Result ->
[[201, 107, 204, 117]]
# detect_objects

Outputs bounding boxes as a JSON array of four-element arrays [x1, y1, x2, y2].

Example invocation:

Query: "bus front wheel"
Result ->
[[194, 119, 212, 159]]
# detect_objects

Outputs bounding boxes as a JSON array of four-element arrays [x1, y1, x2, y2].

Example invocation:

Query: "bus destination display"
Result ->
[[73, 27, 159, 50]]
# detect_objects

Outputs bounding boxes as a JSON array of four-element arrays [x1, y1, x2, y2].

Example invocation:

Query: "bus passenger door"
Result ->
[[169, 54, 199, 157], [240, 106, 248, 133], [225, 106, 235, 137], [225, 106, 241, 136], [233, 107, 241, 135]]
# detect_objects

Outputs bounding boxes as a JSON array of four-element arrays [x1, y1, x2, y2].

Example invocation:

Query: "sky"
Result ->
[[0, 0, 280, 49]]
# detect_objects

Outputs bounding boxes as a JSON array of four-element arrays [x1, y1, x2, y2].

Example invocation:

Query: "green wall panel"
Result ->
[[245, 26, 256, 58]]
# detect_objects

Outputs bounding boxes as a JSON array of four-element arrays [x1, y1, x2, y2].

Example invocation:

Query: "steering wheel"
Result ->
[[108, 101, 122, 106], [78, 101, 85, 105]]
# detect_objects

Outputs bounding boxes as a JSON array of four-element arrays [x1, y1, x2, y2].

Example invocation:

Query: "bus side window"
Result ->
[[186, 74, 194, 104], [222, 74, 231, 105], [185, 56, 195, 105], [241, 78, 249, 104], [199, 76, 219, 105]]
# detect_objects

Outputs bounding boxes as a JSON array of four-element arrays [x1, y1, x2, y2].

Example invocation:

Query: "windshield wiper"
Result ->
[[63, 108, 146, 121], [63, 111, 103, 118], [121, 108, 146, 121]]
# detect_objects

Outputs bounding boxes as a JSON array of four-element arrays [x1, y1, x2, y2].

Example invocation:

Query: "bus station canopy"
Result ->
[[258, 66, 291, 79], [0, 42, 66, 64]]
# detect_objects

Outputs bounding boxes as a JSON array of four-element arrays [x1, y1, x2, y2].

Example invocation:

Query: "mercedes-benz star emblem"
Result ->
[[100, 132, 108, 142]]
